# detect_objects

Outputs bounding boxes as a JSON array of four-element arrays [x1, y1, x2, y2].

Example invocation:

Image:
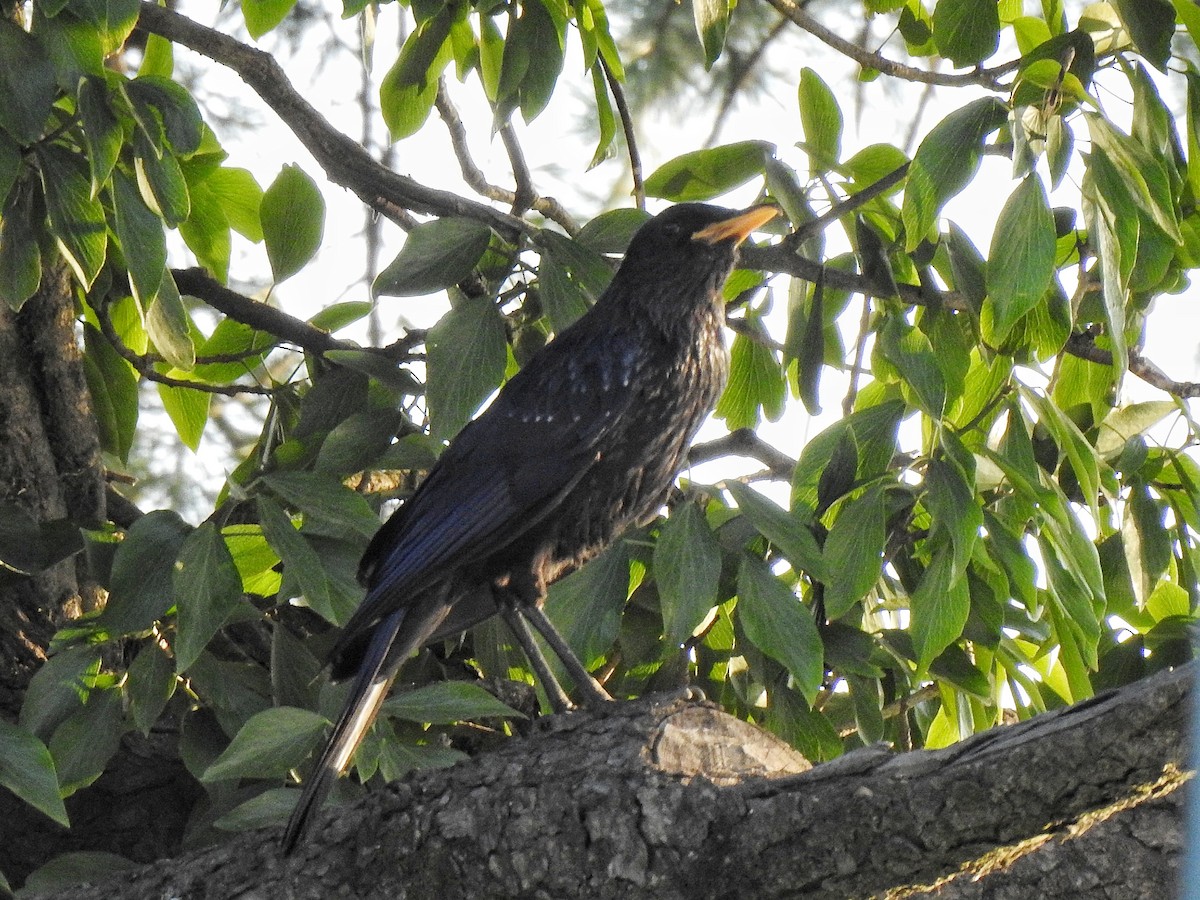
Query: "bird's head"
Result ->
[[606, 203, 779, 321]]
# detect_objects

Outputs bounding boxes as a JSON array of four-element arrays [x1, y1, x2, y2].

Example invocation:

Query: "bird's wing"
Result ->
[[335, 333, 643, 667]]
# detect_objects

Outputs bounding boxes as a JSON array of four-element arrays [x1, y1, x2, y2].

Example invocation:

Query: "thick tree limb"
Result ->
[[39, 663, 1192, 899], [136, 3, 529, 240]]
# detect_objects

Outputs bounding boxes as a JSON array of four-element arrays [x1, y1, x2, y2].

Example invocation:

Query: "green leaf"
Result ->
[[798, 67, 843, 170], [212, 788, 297, 832], [878, 316, 945, 418], [70, 0, 140, 55], [911, 544, 970, 672], [1095, 400, 1177, 458], [425, 295, 507, 443], [792, 401, 905, 515], [134, 135, 190, 227], [202, 706, 329, 781], [24, 852, 137, 896], [514, 0, 566, 122], [36, 145, 107, 289], [715, 330, 785, 430], [538, 229, 613, 300], [692, 0, 728, 70], [261, 471, 380, 539], [256, 496, 335, 623], [544, 541, 629, 669], [101, 510, 193, 636], [0, 180, 43, 311], [373, 217, 493, 297], [587, 61, 617, 169], [724, 481, 828, 581], [111, 168, 167, 307], [242, 0, 300, 39], [0, 20, 57, 143], [0, 719, 69, 826], [49, 688, 123, 795], [1022, 385, 1101, 519], [19, 647, 102, 740], [78, 76, 122, 196], [932, 0, 1000, 66], [645, 141, 773, 202], [125, 77, 203, 155], [206, 166, 264, 242], [478, 14, 504, 102], [157, 380, 210, 451], [390, 4, 457, 88], [261, 164, 325, 283], [983, 174, 1056, 345], [654, 501, 723, 648], [902, 98, 1007, 250], [1176, 0, 1200, 61], [924, 458, 982, 583], [1110, 0, 1174, 71], [380, 31, 452, 140], [736, 555, 823, 704], [538, 255, 590, 332], [145, 271, 195, 371], [822, 485, 886, 619], [178, 177, 232, 283], [139, 31, 174, 78], [382, 681, 521, 724], [1086, 114, 1180, 242], [174, 522, 245, 672], [1123, 480, 1171, 607], [126, 640, 177, 735]]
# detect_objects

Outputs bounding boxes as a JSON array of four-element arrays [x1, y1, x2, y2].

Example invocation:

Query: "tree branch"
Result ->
[[45, 664, 1192, 899], [601, 57, 644, 210], [136, 2, 530, 240], [435, 82, 577, 233], [689, 428, 797, 478], [764, 0, 1018, 90], [1066, 332, 1200, 399]]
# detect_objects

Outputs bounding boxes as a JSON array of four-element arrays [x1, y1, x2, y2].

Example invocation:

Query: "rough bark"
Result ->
[[0, 265, 195, 883], [0, 265, 103, 718], [37, 663, 1192, 900]]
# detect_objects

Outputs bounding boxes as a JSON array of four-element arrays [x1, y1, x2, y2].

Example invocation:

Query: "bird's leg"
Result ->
[[498, 603, 574, 714], [520, 604, 613, 707]]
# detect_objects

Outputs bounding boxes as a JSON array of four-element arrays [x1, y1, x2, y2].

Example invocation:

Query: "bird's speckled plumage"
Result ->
[[281, 202, 776, 852]]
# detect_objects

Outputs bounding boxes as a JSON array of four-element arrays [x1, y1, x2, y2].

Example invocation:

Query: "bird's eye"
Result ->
[[661, 222, 683, 238]]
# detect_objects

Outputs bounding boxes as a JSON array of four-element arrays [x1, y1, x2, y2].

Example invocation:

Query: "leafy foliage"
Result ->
[[1, 0, 1199, 889]]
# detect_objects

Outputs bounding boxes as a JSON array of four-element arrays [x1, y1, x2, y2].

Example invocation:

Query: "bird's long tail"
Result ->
[[280, 607, 406, 854]]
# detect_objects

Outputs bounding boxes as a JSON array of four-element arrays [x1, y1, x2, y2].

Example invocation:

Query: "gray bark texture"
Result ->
[[39, 663, 1192, 900]]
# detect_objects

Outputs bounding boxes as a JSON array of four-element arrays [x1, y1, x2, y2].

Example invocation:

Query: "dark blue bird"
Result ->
[[281, 202, 778, 852]]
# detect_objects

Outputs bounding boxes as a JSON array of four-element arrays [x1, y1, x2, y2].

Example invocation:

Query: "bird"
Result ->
[[281, 201, 779, 852]]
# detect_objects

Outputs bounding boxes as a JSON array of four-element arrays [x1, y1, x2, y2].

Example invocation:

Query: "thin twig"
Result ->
[[689, 429, 796, 478], [844, 293, 872, 417], [173, 269, 351, 356], [789, 163, 910, 248], [435, 80, 577, 232], [95, 299, 276, 396], [499, 121, 536, 219], [764, 0, 1018, 90], [601, 56, 644, 209]]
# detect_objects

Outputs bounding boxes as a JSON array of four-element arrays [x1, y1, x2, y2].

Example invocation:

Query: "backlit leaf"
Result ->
[[261, 164, 325, 282]]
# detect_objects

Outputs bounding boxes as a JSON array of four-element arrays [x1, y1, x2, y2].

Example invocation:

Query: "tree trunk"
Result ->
[[37, 662, 1192, 899], [0, 266, 197, 883]]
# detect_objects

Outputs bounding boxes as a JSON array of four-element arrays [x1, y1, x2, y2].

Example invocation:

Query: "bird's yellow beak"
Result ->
[[692, 206, 780, 246]]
